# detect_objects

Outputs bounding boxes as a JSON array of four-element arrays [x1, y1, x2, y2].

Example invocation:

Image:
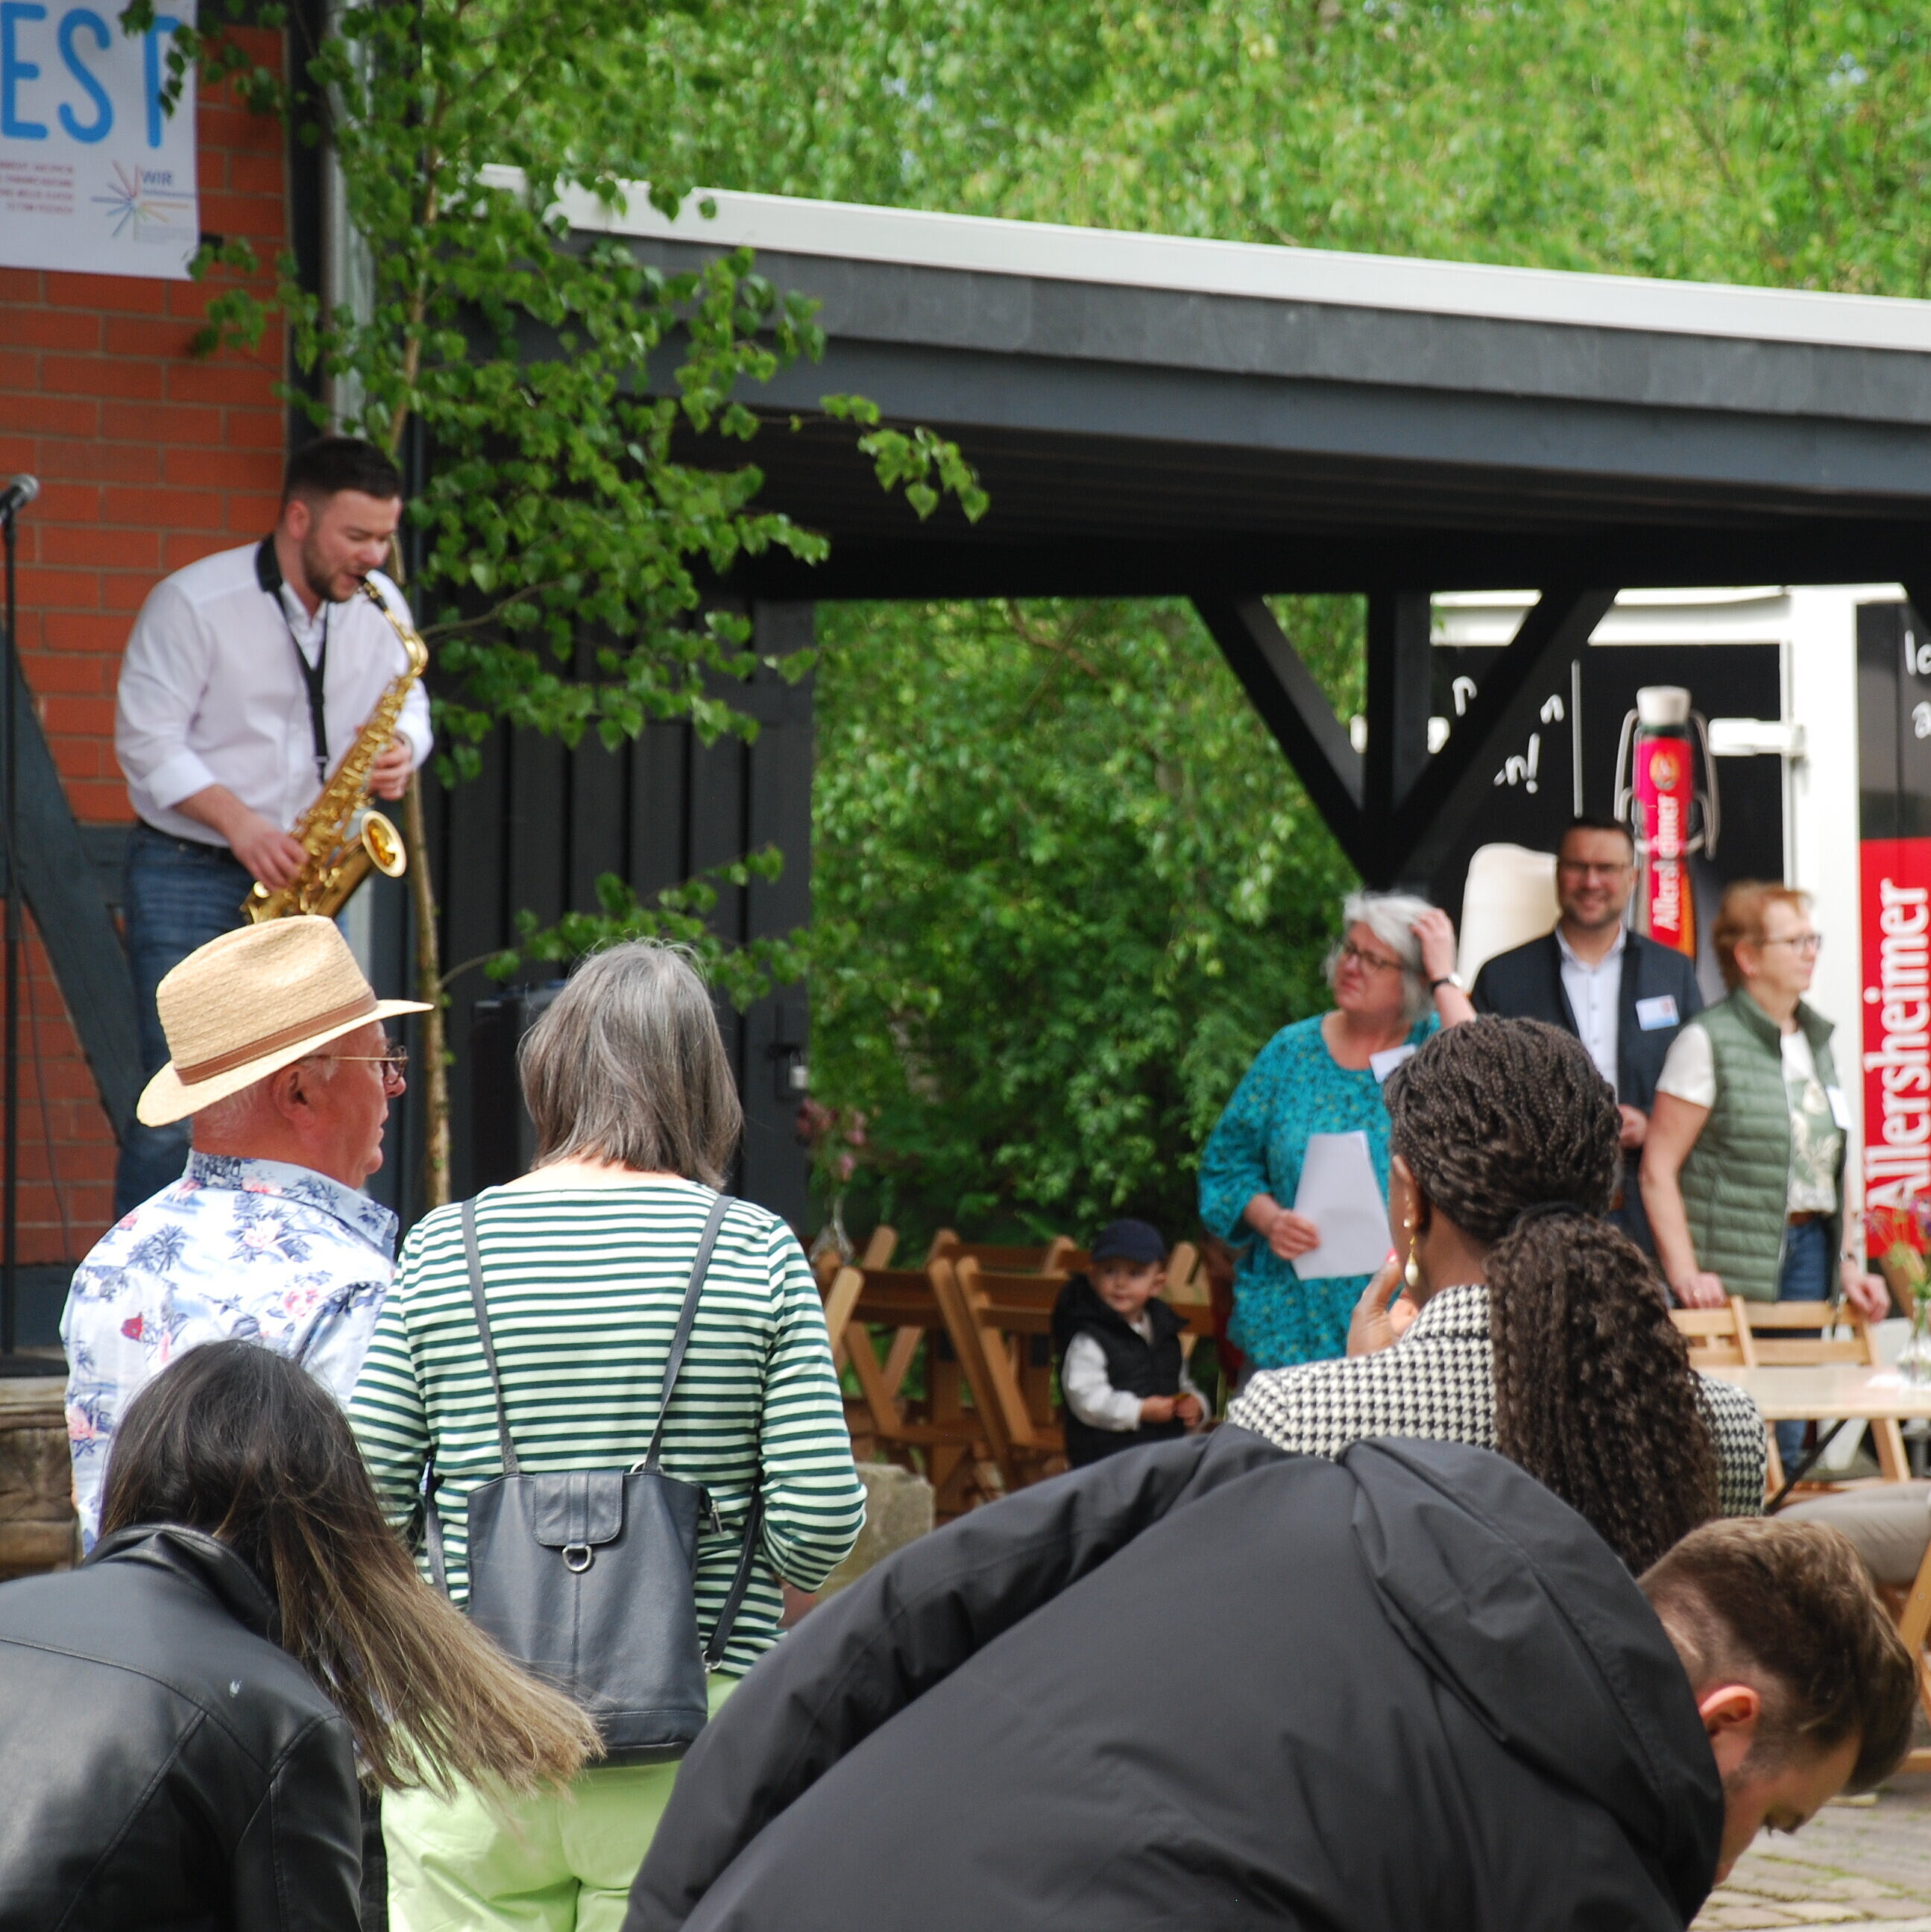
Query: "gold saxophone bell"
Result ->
[[242, 578, 430, 924], [361, 811, 406, 878]]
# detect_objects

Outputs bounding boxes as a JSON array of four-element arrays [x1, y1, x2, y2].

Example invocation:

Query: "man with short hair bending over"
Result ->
[[625, 1433, 1914, 1932]]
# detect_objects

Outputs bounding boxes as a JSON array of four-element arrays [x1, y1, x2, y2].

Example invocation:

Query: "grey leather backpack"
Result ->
[[423, 1192, 763, 1764]]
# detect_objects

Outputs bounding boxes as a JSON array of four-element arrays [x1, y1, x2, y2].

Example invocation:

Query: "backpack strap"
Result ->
[[641, 1193, 734, 1471], [460, 1196, 520, 1476], [705, 1488, 766, 1673], [419, 1455, 449, 1597]]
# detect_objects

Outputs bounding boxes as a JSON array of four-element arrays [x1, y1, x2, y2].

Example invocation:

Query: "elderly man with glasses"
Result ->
[[1472, 813, 1703, 1252], [63, 917, 426, 1550]]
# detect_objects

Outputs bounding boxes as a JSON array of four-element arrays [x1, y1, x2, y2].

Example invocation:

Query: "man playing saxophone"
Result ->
[[113, 436, 432, 1215]]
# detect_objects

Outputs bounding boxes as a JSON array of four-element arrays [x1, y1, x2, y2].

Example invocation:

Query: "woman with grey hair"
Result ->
[[350, 942, 865, 1932], [1198, 891, 1474, 1371]]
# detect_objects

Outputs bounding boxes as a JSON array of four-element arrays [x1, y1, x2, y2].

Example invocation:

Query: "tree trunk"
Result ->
[[403, 771, 451, 1208]]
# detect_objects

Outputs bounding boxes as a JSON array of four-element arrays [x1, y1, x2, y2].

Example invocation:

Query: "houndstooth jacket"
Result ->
[[1226, 1281, 1766, 1520]]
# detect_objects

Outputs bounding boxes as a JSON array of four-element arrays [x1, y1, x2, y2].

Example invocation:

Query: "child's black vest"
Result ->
[[1050, 1274, 1188, 1468]]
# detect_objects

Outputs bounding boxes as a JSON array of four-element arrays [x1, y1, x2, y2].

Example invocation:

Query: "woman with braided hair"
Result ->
[[1228, 1017, 1765, 1570]]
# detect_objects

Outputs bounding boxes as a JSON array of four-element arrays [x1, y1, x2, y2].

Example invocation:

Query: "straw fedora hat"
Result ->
[[136, 916, 431, 1127]]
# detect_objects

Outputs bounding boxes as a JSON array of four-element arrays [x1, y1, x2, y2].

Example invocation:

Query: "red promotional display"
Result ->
[[1860, 837, 1931, 1211], [1615, 686, 1718, 960]]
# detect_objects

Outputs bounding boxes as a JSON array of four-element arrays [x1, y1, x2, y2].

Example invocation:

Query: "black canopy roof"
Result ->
[[542, 177, 1931, 880]]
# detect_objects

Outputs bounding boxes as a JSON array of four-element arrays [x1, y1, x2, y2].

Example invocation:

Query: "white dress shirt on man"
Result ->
[[115, 541, 433, 842], [1556, 923, 1625, 1097]]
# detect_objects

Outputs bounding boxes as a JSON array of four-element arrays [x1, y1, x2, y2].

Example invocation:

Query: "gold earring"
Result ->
[[1402, 1222, 1422, 1294]]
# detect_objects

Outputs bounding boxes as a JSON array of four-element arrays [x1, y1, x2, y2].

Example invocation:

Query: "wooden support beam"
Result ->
[[1191, 594, 1368, 875], [1364, 590, 1432, 824], [1390, 585, 1617, 883], [0, 657, 140, 1138], [1195, 585, 1616, 888]]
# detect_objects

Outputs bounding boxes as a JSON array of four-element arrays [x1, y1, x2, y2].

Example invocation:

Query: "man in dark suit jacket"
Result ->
[[1472, 815, 1702, 1251]]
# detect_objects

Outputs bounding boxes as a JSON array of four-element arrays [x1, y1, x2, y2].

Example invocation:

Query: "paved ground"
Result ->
[[1695, 1774, 1931, 1929]]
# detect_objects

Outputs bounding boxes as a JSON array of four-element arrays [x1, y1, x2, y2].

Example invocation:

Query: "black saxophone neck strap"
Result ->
[[255, 532, 329, 789]]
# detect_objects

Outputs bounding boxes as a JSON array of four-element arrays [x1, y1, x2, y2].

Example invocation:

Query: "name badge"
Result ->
[[1370, 1044, 1417, 1084], [1827, 1085, 1853, 1130], [1634, 995, 1680, 1032]]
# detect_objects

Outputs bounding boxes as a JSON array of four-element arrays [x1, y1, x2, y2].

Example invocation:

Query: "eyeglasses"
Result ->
[[1758, 932, 1823, 956], [311, 1041, 409, 1087], [1557, 859, 1634, 880], [1338, 939, 1405, 976]]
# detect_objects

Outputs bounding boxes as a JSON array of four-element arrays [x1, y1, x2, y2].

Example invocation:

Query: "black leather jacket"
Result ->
[[0, 1523, 361, 1931]]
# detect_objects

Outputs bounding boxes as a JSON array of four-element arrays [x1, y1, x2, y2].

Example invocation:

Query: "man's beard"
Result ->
[[300, 534, 360, 605]]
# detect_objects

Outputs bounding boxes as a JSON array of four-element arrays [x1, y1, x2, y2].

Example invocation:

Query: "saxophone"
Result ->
[[242, 578, 430, 923]]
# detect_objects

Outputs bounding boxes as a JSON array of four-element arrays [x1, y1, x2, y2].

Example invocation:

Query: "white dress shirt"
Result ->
[[1556, 923, 1625, 1098], [116, 540, 433, 844]]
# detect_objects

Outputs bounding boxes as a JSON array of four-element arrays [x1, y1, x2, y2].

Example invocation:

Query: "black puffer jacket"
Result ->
[[0, 1524, 361, 1931], [627, 1433, 1724, 1932]]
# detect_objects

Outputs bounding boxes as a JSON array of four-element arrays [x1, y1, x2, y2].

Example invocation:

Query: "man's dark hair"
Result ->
[[1558, 813, 1636, 857], [282, 435, 403, 506], [1641, 1517, 1918, 1790]]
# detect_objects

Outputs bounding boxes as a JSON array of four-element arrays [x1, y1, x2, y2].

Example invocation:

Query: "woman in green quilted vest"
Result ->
[[1642, 882, 1890, 1465]]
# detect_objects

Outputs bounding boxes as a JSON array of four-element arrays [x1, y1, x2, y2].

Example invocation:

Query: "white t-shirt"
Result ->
[[1656, 1022, 1841, 1213]]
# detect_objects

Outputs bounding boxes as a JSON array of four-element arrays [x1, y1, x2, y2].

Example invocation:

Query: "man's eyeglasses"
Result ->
[[1338, 939, 1405, 976], [312, 1042, 409, 1086], [1759, 932, 1823, 956], [1557, 859, 1634, 880]]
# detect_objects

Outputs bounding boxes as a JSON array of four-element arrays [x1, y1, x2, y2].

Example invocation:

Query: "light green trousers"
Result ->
[[385, 1676, 737, 1932]]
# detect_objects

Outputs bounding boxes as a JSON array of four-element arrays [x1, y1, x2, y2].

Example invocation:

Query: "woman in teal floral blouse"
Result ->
[[1199, 891, 1475, 1371]]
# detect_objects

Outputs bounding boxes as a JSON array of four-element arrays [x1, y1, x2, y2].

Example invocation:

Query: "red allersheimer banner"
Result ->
[[1634, 733, 1697, 956], [1860, 836, 1931, 1209]]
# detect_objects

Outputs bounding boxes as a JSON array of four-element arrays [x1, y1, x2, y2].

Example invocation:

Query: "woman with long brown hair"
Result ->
[[1229, 1017, 1765, 1570], [0, 1340, 595, 1930]]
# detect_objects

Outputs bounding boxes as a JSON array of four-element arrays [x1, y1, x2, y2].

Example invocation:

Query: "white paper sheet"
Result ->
[[1291, 1130, 1393, 1281]]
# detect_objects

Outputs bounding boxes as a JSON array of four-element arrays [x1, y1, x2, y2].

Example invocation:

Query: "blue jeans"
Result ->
[[114, 824, 253, 1218], [1774, 1216, 1830, 1469]]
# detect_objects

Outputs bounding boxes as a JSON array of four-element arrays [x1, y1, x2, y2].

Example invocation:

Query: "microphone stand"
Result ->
[[1, 491, 19, 1366], [0, 479, 35, 1374]]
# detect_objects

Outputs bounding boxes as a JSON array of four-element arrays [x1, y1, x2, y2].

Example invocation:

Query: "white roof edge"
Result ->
[[480, 166, 1931, 355]]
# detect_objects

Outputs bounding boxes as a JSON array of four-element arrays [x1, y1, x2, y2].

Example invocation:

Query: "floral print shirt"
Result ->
[[63, 1152, 397, 1549]]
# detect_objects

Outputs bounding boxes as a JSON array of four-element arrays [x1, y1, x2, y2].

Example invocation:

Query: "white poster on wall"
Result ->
[[0, 0, 198, 279]]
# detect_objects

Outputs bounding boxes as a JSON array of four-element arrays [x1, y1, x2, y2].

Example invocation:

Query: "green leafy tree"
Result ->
[[142, 0, 1931, 1231], [127, 0, 983, 1203], [811, 596, 1361, 1240], [588, 0, 1931, 1238]]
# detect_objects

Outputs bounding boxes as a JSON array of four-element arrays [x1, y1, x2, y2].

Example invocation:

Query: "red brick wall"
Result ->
[[0, 35, 288, 1262]]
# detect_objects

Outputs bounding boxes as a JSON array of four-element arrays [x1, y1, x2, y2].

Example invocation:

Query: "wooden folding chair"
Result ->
[[926, 1230, 1077, 1272], [1672, 1301, 1784, 1491], [1736, 1299, 1911, 1482], [813, 1222, 898, 1291], [929, 1257, 1072, 1492], [1670, 1301, 1755, 1367], [822, 1263, 999, 1518]]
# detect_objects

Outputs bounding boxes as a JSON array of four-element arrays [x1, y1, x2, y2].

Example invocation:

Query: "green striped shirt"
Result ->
[[348, 1180, 865, 1676]]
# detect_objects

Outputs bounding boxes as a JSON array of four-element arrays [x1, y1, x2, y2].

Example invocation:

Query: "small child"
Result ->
[[1052, 1219, 1209, 1468]]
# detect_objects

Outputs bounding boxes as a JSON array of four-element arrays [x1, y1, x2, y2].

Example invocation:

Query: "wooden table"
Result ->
[[1697, 1364, 1931, 1422], [1698, 1364, 1931, 1502]]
